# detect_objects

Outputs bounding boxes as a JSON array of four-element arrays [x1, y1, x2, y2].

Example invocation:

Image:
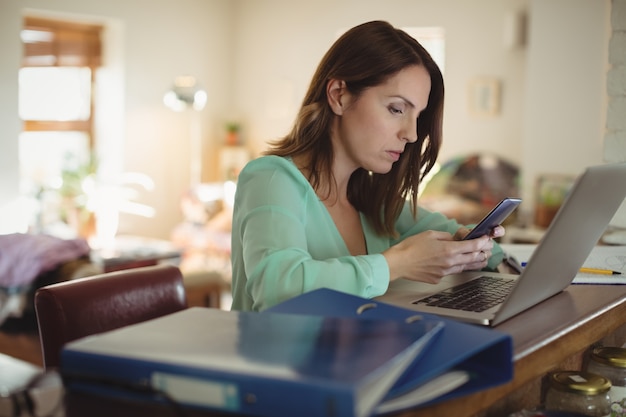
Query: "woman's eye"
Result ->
[[389, 106, 403, 115]]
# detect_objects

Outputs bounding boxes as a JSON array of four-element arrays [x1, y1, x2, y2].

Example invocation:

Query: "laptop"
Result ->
[[378, 162, 626, 326]]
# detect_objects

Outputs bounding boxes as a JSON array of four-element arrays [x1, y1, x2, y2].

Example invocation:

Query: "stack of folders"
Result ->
[[0, 353, 63, 417], [266, 288, 514, 414], [61, 307, 445, 417]]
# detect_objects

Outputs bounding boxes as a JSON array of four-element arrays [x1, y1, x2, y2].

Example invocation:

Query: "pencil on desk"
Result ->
[[578, 267, 622, 275], [520, 262, 622, 275]]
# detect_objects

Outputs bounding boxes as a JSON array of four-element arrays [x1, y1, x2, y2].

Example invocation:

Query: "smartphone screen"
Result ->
[[463, 197, 522, 240]]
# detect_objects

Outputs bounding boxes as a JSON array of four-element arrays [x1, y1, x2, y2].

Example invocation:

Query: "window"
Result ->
[[19, 17, 102, 194]]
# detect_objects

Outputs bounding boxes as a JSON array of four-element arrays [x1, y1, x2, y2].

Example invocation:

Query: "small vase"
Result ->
[[226, 131, 239, 146]]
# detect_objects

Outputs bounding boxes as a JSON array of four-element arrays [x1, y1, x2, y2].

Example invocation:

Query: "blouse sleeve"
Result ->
[[231, 157, 389, 311]]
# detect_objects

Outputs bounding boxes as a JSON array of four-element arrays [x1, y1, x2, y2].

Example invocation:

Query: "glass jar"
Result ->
[[586, 346, 626, 415], [544, 370, 611, 416]]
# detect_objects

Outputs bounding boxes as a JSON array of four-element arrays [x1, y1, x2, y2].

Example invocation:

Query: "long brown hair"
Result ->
[[266, 20, 444, 237]]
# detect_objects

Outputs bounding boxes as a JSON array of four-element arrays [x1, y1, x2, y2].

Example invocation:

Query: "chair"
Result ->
[[34, 264, 188, 370], [183, 268, 228, 308]]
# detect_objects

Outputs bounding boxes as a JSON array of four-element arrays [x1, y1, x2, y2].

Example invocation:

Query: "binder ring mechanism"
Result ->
[[355, 303, 424, 323]]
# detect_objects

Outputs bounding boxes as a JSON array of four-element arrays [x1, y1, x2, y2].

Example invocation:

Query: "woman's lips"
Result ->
[[388, 151, 402, 161]]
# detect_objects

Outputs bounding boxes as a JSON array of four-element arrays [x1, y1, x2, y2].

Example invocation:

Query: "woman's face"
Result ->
[[331, 65, 431, 175]]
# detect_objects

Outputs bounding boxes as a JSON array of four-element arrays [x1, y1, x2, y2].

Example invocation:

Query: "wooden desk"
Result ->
[[64, 284, 626, 417], [405, 284, 626, 417], [91, 235, 182, 273]]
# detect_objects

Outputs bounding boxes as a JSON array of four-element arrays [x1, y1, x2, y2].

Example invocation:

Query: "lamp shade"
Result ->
[[163, 75, 207, 112]]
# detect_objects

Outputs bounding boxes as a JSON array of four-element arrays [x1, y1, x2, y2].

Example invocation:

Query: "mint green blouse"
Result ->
[[230, 156, 504, 311]]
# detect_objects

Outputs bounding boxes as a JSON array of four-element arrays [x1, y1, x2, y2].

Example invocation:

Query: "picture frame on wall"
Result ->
[[468, 77, 501, 117]]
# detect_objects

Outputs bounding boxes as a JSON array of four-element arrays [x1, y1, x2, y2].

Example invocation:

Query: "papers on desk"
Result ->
[[500, 244, 626, 284], [374, 370, 471, 414], [0, 353, 63, 417]]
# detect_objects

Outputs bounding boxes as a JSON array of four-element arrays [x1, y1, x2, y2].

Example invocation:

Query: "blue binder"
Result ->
[[266, 288, 513, 413], [60, 307, 444, 417]]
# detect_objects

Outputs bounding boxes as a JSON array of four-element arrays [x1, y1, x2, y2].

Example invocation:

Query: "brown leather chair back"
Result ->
[[34, 264, 188, 370]]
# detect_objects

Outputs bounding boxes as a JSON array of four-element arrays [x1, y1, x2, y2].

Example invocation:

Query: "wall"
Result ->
[[232, 0, 528, 167], [235, 0, 614, 223], [0, 0, 617, 240], [0, 0, 234, 238], [520, 0, 611, 218], [0, 2, 22, 210], [605, 0, 626, 227], [605, 0, 626, 163]]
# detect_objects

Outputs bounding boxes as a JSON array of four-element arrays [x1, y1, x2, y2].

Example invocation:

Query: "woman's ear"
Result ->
[[327, 79, 347, 115]]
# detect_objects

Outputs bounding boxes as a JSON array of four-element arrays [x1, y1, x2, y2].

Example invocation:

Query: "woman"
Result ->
[[231, 20, 508, 311]]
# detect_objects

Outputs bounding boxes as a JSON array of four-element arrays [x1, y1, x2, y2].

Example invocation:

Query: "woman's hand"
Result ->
[[454, 225, 505, 241], [383, 229, 497, 284]]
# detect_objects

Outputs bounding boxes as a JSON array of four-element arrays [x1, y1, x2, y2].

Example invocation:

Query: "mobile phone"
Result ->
[[463, 197, 522, 240]]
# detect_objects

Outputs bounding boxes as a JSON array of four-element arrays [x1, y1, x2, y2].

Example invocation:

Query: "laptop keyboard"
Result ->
[[412, 276, 516, 313]]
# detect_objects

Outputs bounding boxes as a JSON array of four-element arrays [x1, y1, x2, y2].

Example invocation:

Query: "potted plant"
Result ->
[[58, 153, 98, 238], [225, 122, 241, 146]]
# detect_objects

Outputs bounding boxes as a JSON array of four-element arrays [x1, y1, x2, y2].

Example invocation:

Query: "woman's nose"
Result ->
[[402, 119, 418, 143]]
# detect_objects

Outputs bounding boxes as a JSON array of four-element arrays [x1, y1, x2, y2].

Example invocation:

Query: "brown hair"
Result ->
[[266, 20, 444, 237]]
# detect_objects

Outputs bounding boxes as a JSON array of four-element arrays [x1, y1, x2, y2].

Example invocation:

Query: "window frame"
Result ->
[[21, 16, 102, 148]]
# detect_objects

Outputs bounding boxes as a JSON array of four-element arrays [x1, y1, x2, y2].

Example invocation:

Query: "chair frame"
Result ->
[[34, 264, 187, 369]]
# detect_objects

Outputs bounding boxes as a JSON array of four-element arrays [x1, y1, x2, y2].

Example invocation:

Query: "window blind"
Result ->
[[22, 17, 102, 68]]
